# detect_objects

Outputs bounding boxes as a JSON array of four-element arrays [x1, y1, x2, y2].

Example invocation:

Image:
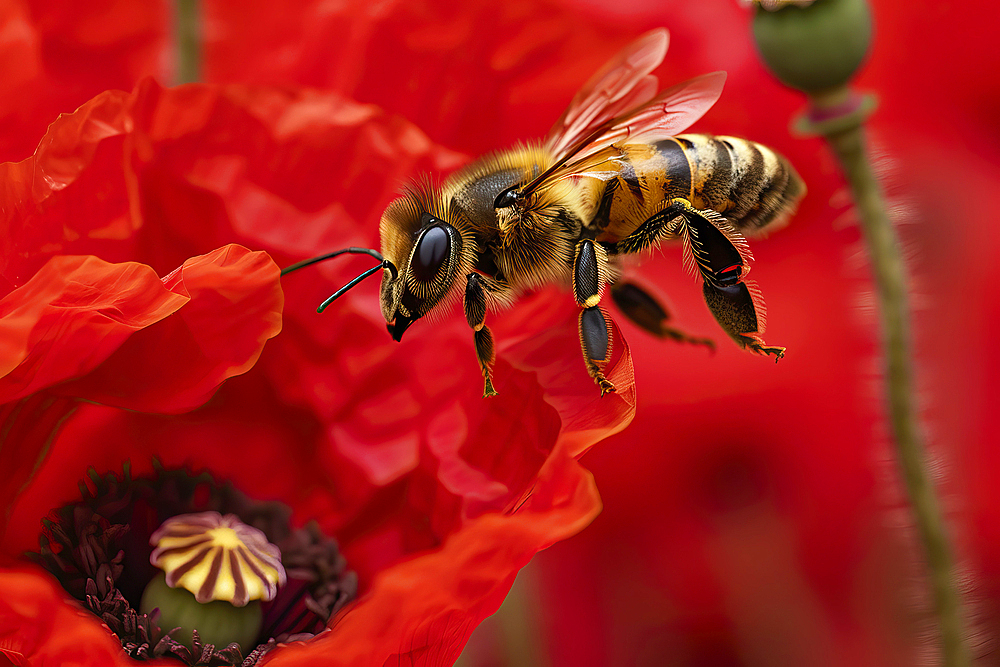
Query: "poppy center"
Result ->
[[31, 465, 357, 665], [150, 511, 286, 606]]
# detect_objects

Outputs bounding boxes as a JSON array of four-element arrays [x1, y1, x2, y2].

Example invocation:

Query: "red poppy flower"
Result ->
[[0, 52, 635, 665], [7, 0, 998, 665]]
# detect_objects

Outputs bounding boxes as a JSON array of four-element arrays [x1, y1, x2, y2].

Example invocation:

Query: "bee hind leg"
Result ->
[[465, 273, 499, 397], [610, 281, 715, 352], [702, 281, 786, 361], [663, 199, 787, 361], [574, 239, 616, 395]]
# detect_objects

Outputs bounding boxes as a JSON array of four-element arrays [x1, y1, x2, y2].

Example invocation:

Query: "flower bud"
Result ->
[[750, 0, 873, 94]]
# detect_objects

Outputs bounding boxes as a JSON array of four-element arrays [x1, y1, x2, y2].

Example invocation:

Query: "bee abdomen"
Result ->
[[717, 135, 804, 232], [675, 134, 804, 234]]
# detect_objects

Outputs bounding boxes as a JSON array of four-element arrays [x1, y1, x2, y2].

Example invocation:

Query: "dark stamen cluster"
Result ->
[[87, 565, 245, 664], [32, 464, 357, 666], [266, 523, 358, 640]]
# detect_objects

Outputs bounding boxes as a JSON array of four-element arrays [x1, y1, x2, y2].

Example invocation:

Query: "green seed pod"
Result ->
[[141, 572, 263, 652], [751, 0, 873, 93]]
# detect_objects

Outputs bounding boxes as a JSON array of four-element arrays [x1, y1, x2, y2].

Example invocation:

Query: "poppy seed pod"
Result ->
[[140, 573, 264, 653], [751, 0, 873, 94]]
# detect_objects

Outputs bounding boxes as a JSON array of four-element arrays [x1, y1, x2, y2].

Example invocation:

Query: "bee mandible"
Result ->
[[283, 29, 805, 397]]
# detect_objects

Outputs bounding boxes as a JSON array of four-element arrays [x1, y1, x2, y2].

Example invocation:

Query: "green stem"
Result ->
[[818, 98, 968, 667], [454, 561, 549, 667], [174, 0, 201, 84], [493, 563, 549, 667]]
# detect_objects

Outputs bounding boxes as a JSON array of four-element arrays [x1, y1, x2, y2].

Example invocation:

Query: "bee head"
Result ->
[[378, 189, 472, 341]]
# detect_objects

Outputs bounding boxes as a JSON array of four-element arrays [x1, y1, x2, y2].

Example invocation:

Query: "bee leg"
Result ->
[[574, 239, 616, 395], [612, 199, 688, 254], [614, 198, 785, 359], [465, 273, 499, 397], [666, 200, 786, 360], [610, 281, 716, 351], [579, 306, 616, 396], [702, 282, 786, 360]]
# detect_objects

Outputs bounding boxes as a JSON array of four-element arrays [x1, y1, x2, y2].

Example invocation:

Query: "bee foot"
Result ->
[[750, 343, 786, 361], [700, 338, 718, 355], [482, 376, 498, 398], [682, 334, 717, 352], [597, 378, 617, 397]]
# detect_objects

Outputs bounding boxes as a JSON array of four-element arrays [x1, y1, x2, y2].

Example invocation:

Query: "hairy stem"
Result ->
[[174, 0, 201, 84], [822, 112, 968, 667]]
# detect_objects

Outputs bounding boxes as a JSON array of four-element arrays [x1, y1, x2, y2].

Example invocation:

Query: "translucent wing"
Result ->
[[587, 72, 727, 148], [522, 71, 727, 196], [545, 29, 670, 158]]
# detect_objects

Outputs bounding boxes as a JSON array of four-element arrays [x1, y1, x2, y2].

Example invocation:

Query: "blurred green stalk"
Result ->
[[822, 112, 969, 667], [456, 561, 550, 667], [752, 1, 969, 663], [174, 0, 201, 84]]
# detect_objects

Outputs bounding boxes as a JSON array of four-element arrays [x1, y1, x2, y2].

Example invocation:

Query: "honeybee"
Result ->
[[284, 29, 804, 397]]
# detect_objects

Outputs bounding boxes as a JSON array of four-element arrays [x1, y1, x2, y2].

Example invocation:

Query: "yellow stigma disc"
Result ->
[[150, 511, 286, 607]]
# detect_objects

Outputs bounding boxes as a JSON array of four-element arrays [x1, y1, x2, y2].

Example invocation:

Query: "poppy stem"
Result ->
[[455, 560, 548, 667], [174, 0, 201, 84], [805, 90, 970, 667]]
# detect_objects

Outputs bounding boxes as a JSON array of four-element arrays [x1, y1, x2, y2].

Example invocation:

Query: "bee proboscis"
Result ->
[[284, 29, 805, 397]]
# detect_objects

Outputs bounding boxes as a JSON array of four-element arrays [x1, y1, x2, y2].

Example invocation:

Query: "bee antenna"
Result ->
[[280, 247, 397, 278], [316, 259, 395, 313], [280, 248, 398, 313]]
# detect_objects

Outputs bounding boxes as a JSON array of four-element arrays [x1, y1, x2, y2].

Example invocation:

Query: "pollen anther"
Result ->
[[150, 511, 286, 607]]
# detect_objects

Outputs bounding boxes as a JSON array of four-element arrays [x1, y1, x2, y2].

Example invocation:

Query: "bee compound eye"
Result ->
[[412, 225, 450, 282]]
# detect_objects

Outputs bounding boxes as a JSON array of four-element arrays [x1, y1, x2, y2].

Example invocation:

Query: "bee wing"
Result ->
[[590, 71, 727, 147], [524, 71, 727, 195], [545, 29, 669, 158]]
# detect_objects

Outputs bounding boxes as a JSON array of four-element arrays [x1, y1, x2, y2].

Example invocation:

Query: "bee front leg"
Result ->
[[574, 239, 616, 396], [465, 273, 499, 397]]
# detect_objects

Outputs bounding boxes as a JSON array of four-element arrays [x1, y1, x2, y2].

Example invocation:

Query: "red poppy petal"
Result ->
[[0, 88, 135, 291], [0, 564, 175, 667], [0, 245, 281, 412], [0, 395, 76, 548], [498, 289, 637, 457], [0, 255, 187, 404], [0, 1, 167, 164], [123, 79, 465, 271], [262, 448, 601, 666], [52, 244, 283, 413], [201, 0, 652, 157], [2, 77, 467, 295]]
